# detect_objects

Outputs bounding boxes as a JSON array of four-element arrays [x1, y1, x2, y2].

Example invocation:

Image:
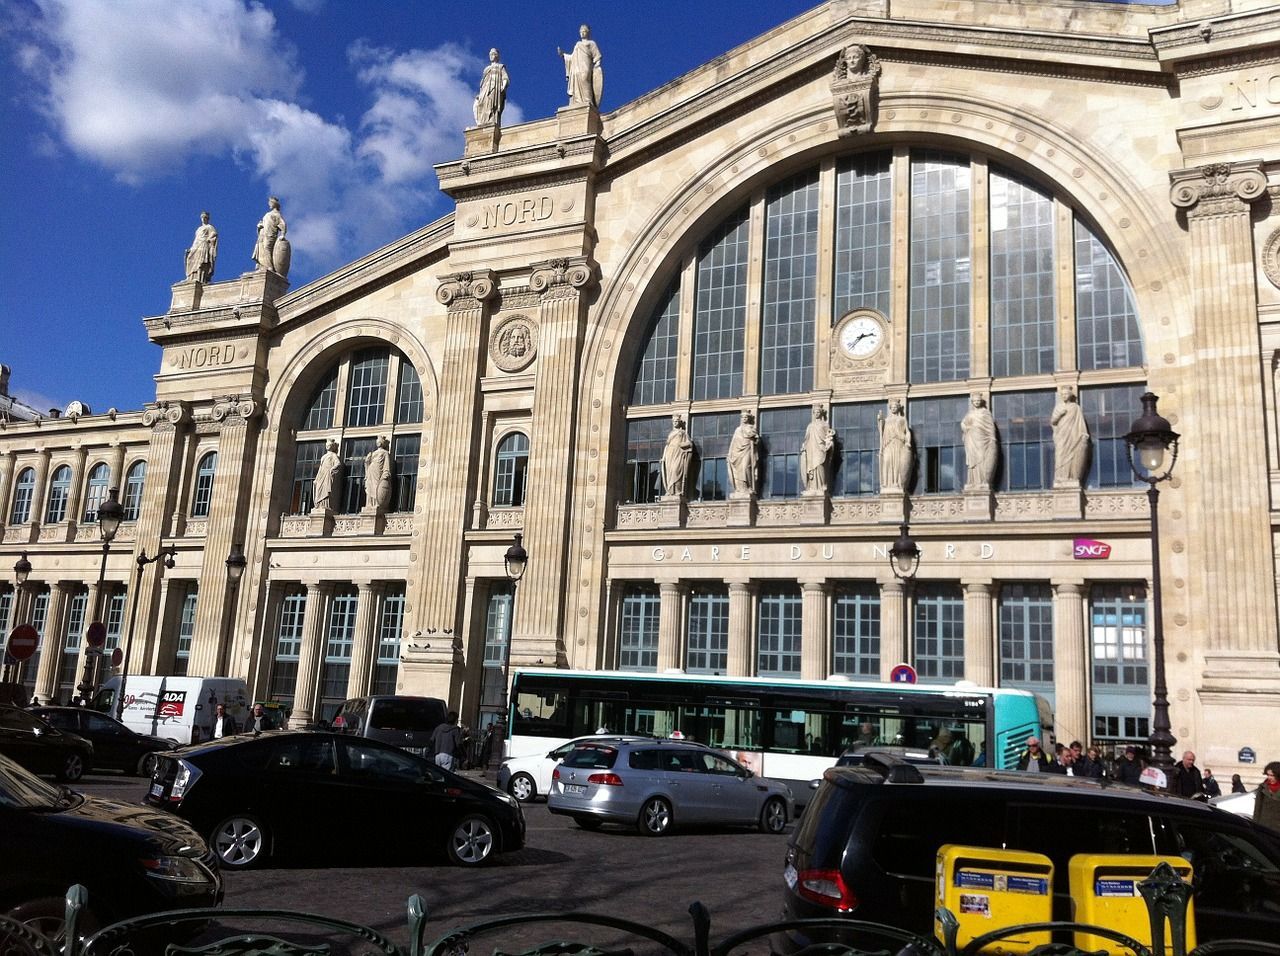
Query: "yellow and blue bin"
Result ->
[[935, 845, 1054, 953], [1067, 855, 1195, 955]]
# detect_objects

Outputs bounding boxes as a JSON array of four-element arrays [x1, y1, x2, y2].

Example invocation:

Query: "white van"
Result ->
[[93, 676, 250, 745]]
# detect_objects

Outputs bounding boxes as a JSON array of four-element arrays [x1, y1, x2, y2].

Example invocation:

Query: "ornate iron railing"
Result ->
[[0, 864, 1277, 956]]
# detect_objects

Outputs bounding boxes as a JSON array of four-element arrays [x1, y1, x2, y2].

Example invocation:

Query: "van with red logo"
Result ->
[[93, 676, 249, 745]]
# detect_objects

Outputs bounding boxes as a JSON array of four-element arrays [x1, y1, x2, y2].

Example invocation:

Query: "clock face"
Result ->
[[839, 315, 885, 359]]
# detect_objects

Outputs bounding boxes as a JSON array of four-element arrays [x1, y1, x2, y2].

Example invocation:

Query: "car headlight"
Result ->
[[140, 856, 213, 884]]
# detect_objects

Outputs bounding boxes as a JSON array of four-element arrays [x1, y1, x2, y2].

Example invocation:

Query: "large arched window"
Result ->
[[289, 345, 424, 515], [123, 460, 147, 521], [44, 465, 71, 524], [624, 148, 1147, 502], [191, 452, 217, 518], [9, 468, 35, 524], [492, 432, 530, 508], [81, 463, 110, 523]]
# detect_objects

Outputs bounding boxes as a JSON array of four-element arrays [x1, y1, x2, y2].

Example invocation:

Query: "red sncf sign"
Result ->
[[1073, 538, 1112, 560]]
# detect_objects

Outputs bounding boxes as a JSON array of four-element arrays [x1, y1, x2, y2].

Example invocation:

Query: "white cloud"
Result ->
[[16, 0, 520, 271]]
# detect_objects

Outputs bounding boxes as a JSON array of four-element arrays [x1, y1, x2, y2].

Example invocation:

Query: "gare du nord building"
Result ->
[[2, 0, 1280, 772]]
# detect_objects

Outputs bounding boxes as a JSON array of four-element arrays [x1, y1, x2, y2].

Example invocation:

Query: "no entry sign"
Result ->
[[6, 624, 39, 662], [86, 621, 107, 648]]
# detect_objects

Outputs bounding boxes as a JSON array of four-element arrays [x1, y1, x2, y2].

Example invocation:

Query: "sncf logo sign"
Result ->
[[1073, 538, 1112, 560]]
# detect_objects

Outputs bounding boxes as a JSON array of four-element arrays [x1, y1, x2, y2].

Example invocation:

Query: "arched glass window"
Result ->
[[493, 432, 530, 508], [289, 346, 425, 515], [44, 465, 72, 523], [191, 452, 217, 518], [9, 468, 35, 524], [81, 463, 110, 523], [123, 461, 147, 521]]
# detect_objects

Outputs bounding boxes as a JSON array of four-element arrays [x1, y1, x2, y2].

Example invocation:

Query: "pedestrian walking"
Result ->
[[1169, 750, 1206, 800], [210, 703, 238, 739], [1076, 745, 1105, 779], [1232, 773, 1247, 794], [1255, 762, 1280, 832], [242, 703, 270, 734], [1016, 736, 1053, 771], [431, 710, 465, 771], [1115, 745, 1143, 786], [1202, 767, 1222, 798]]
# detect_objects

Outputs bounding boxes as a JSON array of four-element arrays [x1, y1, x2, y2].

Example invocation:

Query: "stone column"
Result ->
[[27, 449, 51, 531], [727, 582, 754, 676], [33, 583, 71, 701], [63, 447, 89, 533], [133, 405, 189, 671], [801, 581, 828, 681], [1052, 582, 1089, 747], [189, 399, 260, 676], [290, 583, 332, 728], [108, 442, 127, 490], [346, 583, 380, 698], [878, 579, 906, 682], [1170, 163, 1278, 663], [0, 450, 15, 532], [657, 582, 683, 672], [511, 258, 598, 667], [963, 581, 995, 686], [416, 272, 497, 638]]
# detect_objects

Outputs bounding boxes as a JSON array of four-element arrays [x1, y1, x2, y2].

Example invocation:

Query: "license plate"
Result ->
[[563, 784, 587, 795], [149, 782, 165, 798]]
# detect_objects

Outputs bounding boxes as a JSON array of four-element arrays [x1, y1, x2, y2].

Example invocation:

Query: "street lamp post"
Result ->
[[1124, 392, 1180, 770], [220, 544, 247, 675], [490, 533, 528, 770], [78, 487, 124, 704], [887, 522, 921, 675], [3, 553, 33, 685], [116, 544, 177, 721]]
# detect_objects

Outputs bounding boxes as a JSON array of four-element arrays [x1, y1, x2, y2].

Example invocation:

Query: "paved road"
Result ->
[[78, 771, 792, 950]]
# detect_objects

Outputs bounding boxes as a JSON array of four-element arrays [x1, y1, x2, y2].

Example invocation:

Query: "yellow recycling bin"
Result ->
[[935, 845, 1054, 953], [1068, 855, 1196, 954]]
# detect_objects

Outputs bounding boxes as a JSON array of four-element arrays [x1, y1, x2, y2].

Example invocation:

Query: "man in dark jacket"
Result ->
[[1016, 736, 1053, 771], [1169, 750, 1206, 799], [1076, 745, 1105, 779], [431, 711, 465, 771], [1202, 767, 1222, 798], [1115, 745, 1144, 785]]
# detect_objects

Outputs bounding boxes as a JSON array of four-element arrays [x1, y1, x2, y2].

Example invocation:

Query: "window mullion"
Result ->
[[971, 156, 991, 379], [1054, 197, 1077, 371], [333, 358, 351, 431], [814, 158, 837, 391], [742, 189, 766, 398], [674, 254, 696, 402]]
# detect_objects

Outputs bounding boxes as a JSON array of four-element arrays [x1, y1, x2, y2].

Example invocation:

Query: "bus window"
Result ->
[[512, 690, 570, 737]]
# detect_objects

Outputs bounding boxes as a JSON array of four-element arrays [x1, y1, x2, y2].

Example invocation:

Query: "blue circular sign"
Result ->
[[889, 663, 917, 684]]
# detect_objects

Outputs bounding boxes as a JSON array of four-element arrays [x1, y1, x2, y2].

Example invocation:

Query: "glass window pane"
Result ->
[[833, 584, 880, 677], [687, 586, 729, 673], [631, 282, 680, 406], [345, 350, 389, 428], [619, 585, 659, 671], [761, 171, 819, 395], [1075, 220, 1144, 370], [835, 151, 893, 319], [909, 152, 971, 383], [990, 169, 1055, 377], [914, 584, 964, 682], [693, 210, 750, 400]]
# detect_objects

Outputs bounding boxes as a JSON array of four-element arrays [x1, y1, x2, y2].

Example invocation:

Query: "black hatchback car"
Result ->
[[0, 752, 221, 943], [146, 731, 524, 869], [781, 754, 1280, 948], [32, 706, 177, 776], [0, 704, 94, 781]]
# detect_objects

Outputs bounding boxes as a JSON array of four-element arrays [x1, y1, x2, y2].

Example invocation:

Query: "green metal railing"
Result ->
[[0, 863, 1277, 956]]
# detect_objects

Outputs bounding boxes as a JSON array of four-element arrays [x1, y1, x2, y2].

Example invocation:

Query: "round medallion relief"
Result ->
[[488, 315, 538, 372], [1262, 228, 1280, 290]]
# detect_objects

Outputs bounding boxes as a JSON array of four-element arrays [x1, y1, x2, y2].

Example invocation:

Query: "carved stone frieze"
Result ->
[[280, 516, 310, 538], [485, 507, 524, 530], [141, 400, 190, 428], [1170, 160, 1267, 219], [75, 524, 100, 542], [830, 44, 881, 137], [436, 270, 498, 308], [685, 502, 730, 528], [1083, 491, 1147, 518], [115, 525, 136, 543], [185, 519, 208, 538], [616, 505, 662, 529], [757, 500, 806, 526], [384, 515, 414, 534], [488, 316, 539, 373], [530, 257, 597, 296], [2, 526, 28, 544], [909, 495, 965, 520], [994, 494, 1056, 520], [831, 498, 883, 523]]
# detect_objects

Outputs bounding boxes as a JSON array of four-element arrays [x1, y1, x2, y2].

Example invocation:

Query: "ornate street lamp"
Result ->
[[1124, 392, 1180, 770], [490, 533, 528, 770], [79, 487, 125, 704], [218, 544, 248, 675], [886, 522, 920, 682], [116, 545, 177, 721], [4, 554, 34, 684], [14, 552, 31, 586]]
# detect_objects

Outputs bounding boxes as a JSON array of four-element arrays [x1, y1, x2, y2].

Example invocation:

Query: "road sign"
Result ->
[[6, 624, 39, 662], [111, 647, 124, 668], [86, 621, 107, 648], [889, 662, 917, 684]]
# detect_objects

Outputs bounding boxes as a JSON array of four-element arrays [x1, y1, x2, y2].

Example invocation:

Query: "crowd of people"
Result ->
[[1015, 736, 1280, 831]]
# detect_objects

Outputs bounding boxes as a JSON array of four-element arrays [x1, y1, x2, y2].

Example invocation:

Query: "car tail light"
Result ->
[[552, 767, 561, 781], [169, 760, 202, 802], [587, 772, 623, 786], [795, 868, 859, 912]]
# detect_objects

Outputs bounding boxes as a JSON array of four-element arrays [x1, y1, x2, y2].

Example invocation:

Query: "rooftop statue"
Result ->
[[252, 196, 290, 278], [474, 48, 509, 127], [557, 24, 602, 109], [184, 211, 218, 283]]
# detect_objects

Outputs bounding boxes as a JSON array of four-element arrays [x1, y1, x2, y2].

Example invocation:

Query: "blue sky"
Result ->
[[1, 0, 1173, 415]]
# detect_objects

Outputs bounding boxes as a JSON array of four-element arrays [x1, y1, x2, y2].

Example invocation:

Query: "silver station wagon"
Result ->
[[546, 738, 795, 836]]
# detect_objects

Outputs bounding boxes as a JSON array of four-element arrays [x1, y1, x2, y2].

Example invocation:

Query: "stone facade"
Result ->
[[3, 0, 1280, 776]]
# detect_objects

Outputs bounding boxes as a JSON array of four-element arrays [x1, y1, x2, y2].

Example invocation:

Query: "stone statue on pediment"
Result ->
[[801, 403, 835, 495], [252, 196, 290, 278], [727, 410, 759, 498], [185, 211, 218, 283], [660, 414, 693, 501], [558, 24, 602, 108], [474, 48, 509, 127], [364, 435, 393, 513], [312, 439, 341, 513], [878, 398, 912, 492], [830, 43, 881, 137], [961, 393, 998, 490], [1052, 386, 1090, 485]]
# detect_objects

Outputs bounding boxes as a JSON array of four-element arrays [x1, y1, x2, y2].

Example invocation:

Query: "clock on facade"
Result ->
[[838, 313, 886, 359]]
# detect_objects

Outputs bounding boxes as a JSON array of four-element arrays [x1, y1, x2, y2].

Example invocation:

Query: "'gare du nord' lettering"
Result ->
[[174, 344, 236, 370], [481, 195, 554, 230]]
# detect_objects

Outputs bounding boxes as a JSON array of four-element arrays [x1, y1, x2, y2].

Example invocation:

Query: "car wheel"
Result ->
[[508, 772, 537, 802], [212, 814, 268, 870], [574, 815, 603, 830], [759, 797, 787, 834], [4, 896, 100, 947], [637, 797, 672, 836], [446, 815, 497, 866], [56, 752, 86, 782], [137, 752, 158, 777]]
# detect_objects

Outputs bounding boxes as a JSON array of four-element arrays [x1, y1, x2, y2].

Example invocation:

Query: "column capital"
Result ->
[[800, 579, 827, 592], [727, 580, 754, 595], [435, 269, 498, 307], [881, 578, 905, 596], [658, 580, 684, 596], [142, 400, 190, 429], [962, 580, 994, 595], [1170, 160, 1266, 218], [1053, 581, 1086, 598], [210, 395, 261, 425], [530, 256, 598, 295]]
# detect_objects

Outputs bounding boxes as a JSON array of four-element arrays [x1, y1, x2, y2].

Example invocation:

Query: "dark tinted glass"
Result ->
[[562, 745, 618, 770], [871, 796, 1006, 877], [368, 698, 446, 731]]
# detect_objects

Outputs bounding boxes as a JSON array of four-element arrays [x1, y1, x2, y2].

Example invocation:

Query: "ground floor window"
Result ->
[[999, 583, 1054, 705], [19, 590, 50, 698], [174, 587, 198, 676], [686, 586, 728, 673], [618, 585, 659, 671], [832, 584, 879, 677], [104, 590, 127, 651], [269, 591, 306, 705], [373, 587, 404, 696], [758, 584, 801, 677], [319, 590, 357, 723], [480, 583, 513, 711], [60, 592, 86, 705], [914, 584, 964, 681]]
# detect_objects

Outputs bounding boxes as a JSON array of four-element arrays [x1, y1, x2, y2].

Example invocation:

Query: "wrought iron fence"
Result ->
[[1, 863, 1278, 956]]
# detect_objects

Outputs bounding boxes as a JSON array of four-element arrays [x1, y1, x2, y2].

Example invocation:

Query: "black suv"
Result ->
[[781, 755, 1280, 947]]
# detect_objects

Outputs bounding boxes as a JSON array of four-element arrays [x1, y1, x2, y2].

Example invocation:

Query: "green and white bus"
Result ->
[[508, 668, 1050, 797]]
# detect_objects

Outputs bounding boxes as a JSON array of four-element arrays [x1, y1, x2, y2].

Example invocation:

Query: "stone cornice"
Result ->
[[1170, 160, 1267, 218], [1151, 7, 1280, 63], [436, 137, 604, 193]]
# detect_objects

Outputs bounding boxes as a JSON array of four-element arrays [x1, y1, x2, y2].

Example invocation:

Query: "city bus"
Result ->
[[507, 668, 1050, 799]]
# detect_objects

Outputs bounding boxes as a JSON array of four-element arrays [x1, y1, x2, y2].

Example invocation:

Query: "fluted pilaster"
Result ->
[[657, 582, 683, 672], [33, 583, 71, 701], [963, 581, 994, 685], [290, 583, 333, 727], [727, 582, 753, 676], [1053, 582, 1088, 746], [346, 583, 380, 697], [879, 580, 906, 682], [133, 410, 187, 671], [801, 581, 827, 681], [27, 449, 51, 531]]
